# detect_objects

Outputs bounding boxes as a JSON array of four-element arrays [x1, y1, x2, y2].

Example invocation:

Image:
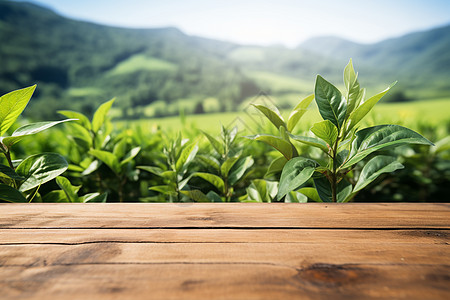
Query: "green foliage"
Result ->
[[277, 157, 318, 199], [57, 98, 145, 202], [246, 94, 313, 161], [0, 86, 74, 202], [250, 60, 434, 202], [1, 62, 447, 203], [139, 134, 198, 202], [245, 179, 278, 202]]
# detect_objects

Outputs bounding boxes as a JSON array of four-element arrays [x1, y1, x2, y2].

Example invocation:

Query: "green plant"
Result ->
[[0, 85, 74, 202], [58, 99, 140, 202], [42, 176, 107, 203], [186, 125, 254, 202], [249, 60, 433, 202], [246, 94, 314, 176], [138, 134, 198, 202]]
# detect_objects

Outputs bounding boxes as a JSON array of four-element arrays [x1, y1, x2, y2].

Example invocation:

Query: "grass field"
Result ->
[[68, 87, 104, 97], [246, 71, 313, 94], [108, 54, 177, 76], [117, 98, 450, 137]]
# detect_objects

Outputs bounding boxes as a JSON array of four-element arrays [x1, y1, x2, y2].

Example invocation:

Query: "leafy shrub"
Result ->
[[248, 60, 433, 202], [0, 85, 74, 202]]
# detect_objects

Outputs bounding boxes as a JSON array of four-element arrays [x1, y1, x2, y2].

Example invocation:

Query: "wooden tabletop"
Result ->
[[0, 203, 449, 299]]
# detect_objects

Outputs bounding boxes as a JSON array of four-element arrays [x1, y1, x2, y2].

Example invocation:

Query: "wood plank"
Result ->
[[1, 203, 449, 229], [0, 228, 448, 244], [1, 242, 449, 266], [1, 264, 449, 300], [1, 204, 449, 299]]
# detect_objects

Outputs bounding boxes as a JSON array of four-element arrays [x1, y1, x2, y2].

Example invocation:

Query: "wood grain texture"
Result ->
[[0, 203, 449, 299], [1, 203, 449, 228]]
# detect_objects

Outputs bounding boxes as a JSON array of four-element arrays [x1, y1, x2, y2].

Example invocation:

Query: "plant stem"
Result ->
[[4, 151, 15, 170], [331, 139, 339, 203]]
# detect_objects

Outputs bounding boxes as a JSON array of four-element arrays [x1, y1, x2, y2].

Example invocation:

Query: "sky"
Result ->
[[21, 0, 450, 47]]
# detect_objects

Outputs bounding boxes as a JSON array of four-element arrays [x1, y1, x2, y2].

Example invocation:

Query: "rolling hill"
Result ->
[[1, 0, 449, 120]]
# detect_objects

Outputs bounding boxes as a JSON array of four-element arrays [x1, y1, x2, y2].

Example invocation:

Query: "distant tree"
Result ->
[[194, 101, 205, 114], [384, 91, 412, 102]]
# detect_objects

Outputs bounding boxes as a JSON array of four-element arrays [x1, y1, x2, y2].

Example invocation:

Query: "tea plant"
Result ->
[[138, 134, 199, 202], [42, 176, 107, 202], [59, 99, 140, 202], [0, 85, 74, 202], [187, 125, 254, 202], [249, 60, 434, 202]]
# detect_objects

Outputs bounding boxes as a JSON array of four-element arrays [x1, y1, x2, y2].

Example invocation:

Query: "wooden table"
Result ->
[[0, 203, 449, 299]]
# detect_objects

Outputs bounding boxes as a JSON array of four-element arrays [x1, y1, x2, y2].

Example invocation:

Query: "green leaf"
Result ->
[[56, 176, 79, 203], [68, 123, 92, 146], [181, 190, 210, 202], [89, 149, 120, 174], [0, 184, 27, 202], [120, 147, 141, 166], [431, 136, 450, 154], [178, 174, 193, 190], [314, 176, 352, 203], [228, 156, 254, 185], [175, 143, 198, 173], [92, 98, 115, 133], [342, 125, 434, 168], [1, 119, 75, 149], [221, 156, 240, 178], [113, 138, 128, 159], [247, 179, 268, 202], [197, 155, 220, 172], [149, 185, 176, 196], [16, 153, 68, 192], [287, 94, 314, 132], [252, 104, 286, 130], [58, 110, 91, 130], [81, 160, 101, 176], [298, 187, 322, 202], [161, 170, 176, 181], [265, 156, 288, 178], [353, 156, 404, 192], [225, 126, 238, 145], [310, 120, 338, 146], [248, 179, 278, 202], [346, 82, 396, 132], [344, 59, 357, 92], [202, 131, 223, 156], [289, 134, 329, 153], [293, 94, 315, 111], [336, 150, 349, 168], [343, 59, 361, 117], [0, 85, 36, 135], [315, 75, 347, 130], [193, 172, 225, 194], [206, 191, 224, 202], [277, 157, 318, 200], [336, 180, 352, 203], [42, 190, 68, 202], [246, 134, 294, 160], [0, 164, 24, 180], [285, 191, 308, 203], [287, 109, 307, 132], [80, 193, 107, 203]]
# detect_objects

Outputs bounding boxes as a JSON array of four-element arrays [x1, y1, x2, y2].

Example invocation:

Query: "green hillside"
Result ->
[[299, 25, 450, 98], [1, 0, 449, 120], [0, 1, 255, 119]]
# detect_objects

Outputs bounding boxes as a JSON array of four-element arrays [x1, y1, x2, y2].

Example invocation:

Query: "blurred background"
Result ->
[[1, 0, 450, 120]]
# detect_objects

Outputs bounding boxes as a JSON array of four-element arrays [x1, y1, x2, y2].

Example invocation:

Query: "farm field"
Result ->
[[119, 98, 450, 136]]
